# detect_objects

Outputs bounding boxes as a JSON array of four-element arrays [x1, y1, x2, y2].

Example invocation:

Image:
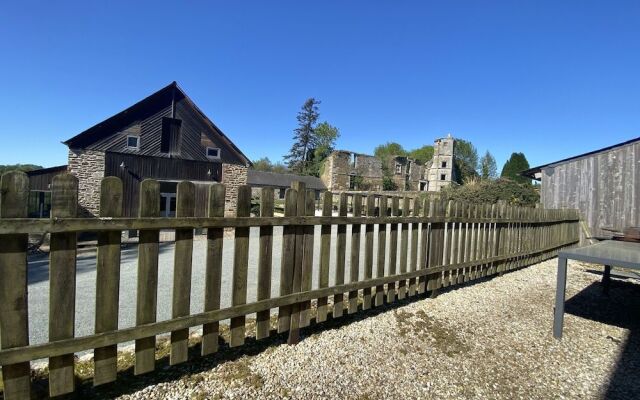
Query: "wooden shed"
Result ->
[[522, 137, 639, 240]]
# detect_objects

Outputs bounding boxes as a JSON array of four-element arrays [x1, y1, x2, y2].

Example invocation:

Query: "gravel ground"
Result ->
[[55, 257, 640, 399]]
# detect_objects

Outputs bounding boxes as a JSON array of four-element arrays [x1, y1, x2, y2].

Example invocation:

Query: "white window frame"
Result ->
[[206, 147, 221, 160], [126, 135, 140, 150]]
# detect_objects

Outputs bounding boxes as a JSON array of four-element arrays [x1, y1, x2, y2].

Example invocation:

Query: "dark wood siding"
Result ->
[[540, 140, 640, 239], [104, 152, 221, 217], [83, 94, 245, 164], [27, 166, 68, 191]]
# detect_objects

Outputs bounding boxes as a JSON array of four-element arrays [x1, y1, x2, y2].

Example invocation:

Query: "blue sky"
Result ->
[[1, 1, 638, 171]]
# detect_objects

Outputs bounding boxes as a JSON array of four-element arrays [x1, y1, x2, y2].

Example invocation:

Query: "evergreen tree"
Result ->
[[501, 152, 531, 184], [284, 98, 321, 173], [479, 150, 497, 180]]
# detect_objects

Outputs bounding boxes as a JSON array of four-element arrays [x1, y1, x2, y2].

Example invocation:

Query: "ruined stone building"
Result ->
[[320, 134, 456, 192]]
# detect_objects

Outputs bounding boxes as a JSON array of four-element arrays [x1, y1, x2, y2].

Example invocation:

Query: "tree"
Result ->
[[479, 151, 497, 180], [374, 142, 406, 168], [407, 145, 434, 164], [306, 121, 339, 176], [0, 164, 43, 175], [501, 152, 531, 184], [251, 157, 289, 174], [284, 98, 321, 173], [453, 139, 479, 183]]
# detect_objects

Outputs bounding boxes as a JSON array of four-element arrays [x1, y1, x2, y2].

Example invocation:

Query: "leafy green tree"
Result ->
[[407, 145, 434, 164], [374, 142, 407, 166], [501, 152, 531, 184], [479, 151, 497, 180], [284, 98, 321, 173], [453, 139, 479, 183], [306, 121, 340, 176], [251, 157, 289, 174], [0, 164, 43, 175]]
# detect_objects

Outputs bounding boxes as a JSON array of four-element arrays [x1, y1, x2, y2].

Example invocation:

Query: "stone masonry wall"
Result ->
[[67, 149, 105, 217], [222, 163, 248, 216], [321, 151, 383, 191]]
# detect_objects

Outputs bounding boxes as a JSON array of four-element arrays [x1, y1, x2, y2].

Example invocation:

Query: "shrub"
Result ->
[[440, 178, 539, 206]]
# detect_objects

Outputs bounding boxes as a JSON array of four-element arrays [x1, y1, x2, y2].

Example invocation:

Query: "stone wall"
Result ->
[[67, 149, 105, 217], [222, 163, 248, 216], [426, 136, 455, 191], [321, 151, 383, 191]]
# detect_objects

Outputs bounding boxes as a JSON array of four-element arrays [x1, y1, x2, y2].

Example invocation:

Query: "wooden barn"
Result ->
[[27, 82, 251, 218], [522, 137, 639, 241]]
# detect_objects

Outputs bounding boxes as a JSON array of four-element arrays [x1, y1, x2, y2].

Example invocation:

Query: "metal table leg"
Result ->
[[602, 265, 611, 295], [553, 256, 568, 339]]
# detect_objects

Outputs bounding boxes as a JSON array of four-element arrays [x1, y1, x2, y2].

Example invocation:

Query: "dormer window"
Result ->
[[206, 147, 221, 160], [126, 135, 140, 150]]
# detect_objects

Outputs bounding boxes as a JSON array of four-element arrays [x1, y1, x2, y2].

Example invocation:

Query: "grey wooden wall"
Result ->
[[540, 140, 639, 239]]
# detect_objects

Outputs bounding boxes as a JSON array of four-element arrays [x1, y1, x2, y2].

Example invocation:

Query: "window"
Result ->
[[395, 163, 402, 174], [126, 135, 139, 150], [161, 117, 182, 154], [206, 147, 221, 160], [440, 174, 446, 181], [349, 173, 357, 190], [279, 188, 286, 199], [441, 161, 447, 168]]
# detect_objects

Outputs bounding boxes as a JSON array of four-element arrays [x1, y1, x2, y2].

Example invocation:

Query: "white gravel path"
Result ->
[[56, 257, 639, 399]]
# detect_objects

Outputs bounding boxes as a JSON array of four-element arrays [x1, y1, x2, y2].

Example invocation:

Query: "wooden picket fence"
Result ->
[[0, 171, 580, 399]]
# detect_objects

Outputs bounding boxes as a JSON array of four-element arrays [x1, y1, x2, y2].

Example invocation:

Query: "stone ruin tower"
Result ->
[[426, 134, 455, 191]]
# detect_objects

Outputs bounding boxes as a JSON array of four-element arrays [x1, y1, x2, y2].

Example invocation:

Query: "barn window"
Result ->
[[206, 147, 221, 160], [126, 135, 139, 150], [161, 117, 182, 154]]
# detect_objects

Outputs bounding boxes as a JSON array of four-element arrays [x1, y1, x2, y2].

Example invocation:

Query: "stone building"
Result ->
[[26, 82, 251, 218], [320, 134, 456, 192]]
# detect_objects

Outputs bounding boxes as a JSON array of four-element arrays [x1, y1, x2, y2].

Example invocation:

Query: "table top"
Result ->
[[559, 240, 640, 270]]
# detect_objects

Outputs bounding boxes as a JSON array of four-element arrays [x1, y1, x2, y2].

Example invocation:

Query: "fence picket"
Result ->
[[417, 198, 429, 294], [348, 194, 362, 314], [287, 182, 306, 344], [334, 193, 348, 318], [202, 184, 226, 353], [299, 189, 315, 327], [375, 196, 388, 306], [398, 197, 410, 299], [256, 187, 274, 340], [363, 195, 375, 309], [93, 177, 123, 386], [48, 173, 78, 397], [0, 171, 31, 400], [170, 181, 196, 363], [135, 180, 160, 375], [408, 198, 420, 296], [316, 192, 332, 322], [387, 197, 399, 302], [230, 185, 251, 347], [277, 189, 297, 333]]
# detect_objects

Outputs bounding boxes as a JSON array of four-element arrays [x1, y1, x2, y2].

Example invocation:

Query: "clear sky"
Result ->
[[1, 1, 638, 171]]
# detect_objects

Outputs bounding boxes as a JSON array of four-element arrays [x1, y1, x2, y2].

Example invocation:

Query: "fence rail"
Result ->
[[0, 171, 580, 399]]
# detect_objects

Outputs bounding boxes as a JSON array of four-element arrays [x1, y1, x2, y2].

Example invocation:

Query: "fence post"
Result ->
[[255, 187, 274, 340], [387, 196, 399, 302], [0, 171, 31, 400], [363, 194, 375, 309], [170, 181, 196, 362], [375, 195, 388, 306], [288, 181, 306, 344], [348, 194, 362, 314], [230, 185, 251, 347], [48, 173, 78, 397], [299, 188, 315, 327], [94, 176, 123, 386], [135, 179, 160, 375], [278, 188, 297, 333], [334, 193, 348, 318], [316, 191, 333, 322], [202, 184, 226, 353]]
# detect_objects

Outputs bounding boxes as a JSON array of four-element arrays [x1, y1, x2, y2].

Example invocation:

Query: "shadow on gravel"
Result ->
[[26, 267, 513, 399], [564, 278, 640, 400]]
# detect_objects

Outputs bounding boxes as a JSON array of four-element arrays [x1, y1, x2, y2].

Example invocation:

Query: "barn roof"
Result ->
[[246, 170, 326, 191], [63, 82, 252, 166], [521, 136, 640, 180]]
